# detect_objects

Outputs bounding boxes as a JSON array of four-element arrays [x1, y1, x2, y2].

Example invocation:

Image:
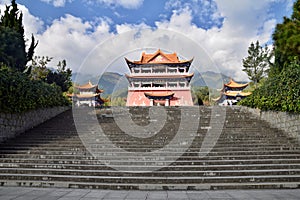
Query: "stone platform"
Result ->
[[0, 187, 300, 200]]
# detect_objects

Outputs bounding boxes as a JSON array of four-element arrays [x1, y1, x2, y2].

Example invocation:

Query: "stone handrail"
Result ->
[[240, 106, 300, 141], [0, 106, 70, 143]]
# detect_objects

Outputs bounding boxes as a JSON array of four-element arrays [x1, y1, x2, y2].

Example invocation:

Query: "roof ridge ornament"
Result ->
[[125, 49, 192, 64]]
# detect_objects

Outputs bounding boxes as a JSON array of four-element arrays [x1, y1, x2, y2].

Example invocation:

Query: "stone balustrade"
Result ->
[[0, 106, 70, 143]]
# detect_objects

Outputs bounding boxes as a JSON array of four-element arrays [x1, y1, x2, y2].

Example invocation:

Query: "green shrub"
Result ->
[[0, 66, 70, 113], [239, 59, 300, 113]]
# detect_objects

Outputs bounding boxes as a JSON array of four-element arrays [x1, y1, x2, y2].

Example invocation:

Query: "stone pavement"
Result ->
[[0, 187, 299, 200]]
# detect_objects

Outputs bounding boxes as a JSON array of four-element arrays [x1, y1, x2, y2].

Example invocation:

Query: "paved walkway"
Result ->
[[0, 187, 299, 200]]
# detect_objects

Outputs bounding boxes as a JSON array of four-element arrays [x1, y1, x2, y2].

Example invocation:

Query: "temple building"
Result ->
[[125, 49, 194, 106], [215, 79, 251, 105], [70, 81, 105, 107]]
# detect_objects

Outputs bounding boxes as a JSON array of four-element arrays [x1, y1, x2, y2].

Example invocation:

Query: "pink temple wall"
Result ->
[[126, 90, 194, 106]]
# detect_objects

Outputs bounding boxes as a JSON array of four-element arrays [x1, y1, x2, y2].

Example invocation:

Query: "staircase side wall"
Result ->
[[0, 106, 70, 143], [240, 106, 300, 141]]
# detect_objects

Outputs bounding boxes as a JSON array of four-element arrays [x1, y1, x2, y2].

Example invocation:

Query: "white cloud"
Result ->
[[37, 0, 280, 81], [35, 15, 113, 72], [165, 0, 223, 29], [156, 0, 281, 81], [116, 22, 150, 34], [258, 19, 277, 44], [1, 0, 288, 82], [0, 0, 10, 5], [210, 0, 281, 79], [40, 0, 73, 7], [285, 0, 294, 11], [87, 0, 144, 9], [18, 5, 45, 36]]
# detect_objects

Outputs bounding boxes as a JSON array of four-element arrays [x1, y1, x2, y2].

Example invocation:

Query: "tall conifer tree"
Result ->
[[0, 0, 37, 71], [272, 0, 300, 73], [242, 41, 273, 85]]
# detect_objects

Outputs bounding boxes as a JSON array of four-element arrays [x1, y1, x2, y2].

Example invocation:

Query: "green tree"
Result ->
[[272, 0, 300, 74], [0, 0, 37, 71], [239, 58, 300, 113], [0, 26, 25, 69], [240, 0, 300, 113], [29, 56, 72, 92], [242, 41, 273, 85], [0, 64, 70, 113], [29, 56, 52, 81], [109, 97, 125, 106], [192, 86, 210, 105], [46, 60, 72, 92]]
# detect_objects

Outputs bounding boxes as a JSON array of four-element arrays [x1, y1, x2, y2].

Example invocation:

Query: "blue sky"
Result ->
[[13, 0, 292, 30], [15, 0, 226, 32], [15, 0, 220, 29], [0, 0, 295, 81]]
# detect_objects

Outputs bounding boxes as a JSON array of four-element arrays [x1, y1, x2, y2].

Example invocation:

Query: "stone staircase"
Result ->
[[0, 106, 299, 190]]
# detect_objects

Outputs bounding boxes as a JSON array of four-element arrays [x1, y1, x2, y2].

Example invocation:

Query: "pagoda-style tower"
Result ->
[[125, 49, 194, 106], [216, 79, 251, 104], [70, 81, 105, 107]]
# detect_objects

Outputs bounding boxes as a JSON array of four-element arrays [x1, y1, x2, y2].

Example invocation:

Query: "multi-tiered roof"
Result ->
[[125, 49, 192, 65], [74, 81, 100, 99], [125, 49, 194, 106], [215, 79, 251, 105], [68, 81, 105, 107], [222, 79, 251, 98]]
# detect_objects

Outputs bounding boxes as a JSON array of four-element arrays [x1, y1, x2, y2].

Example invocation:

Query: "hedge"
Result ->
[[239, 59, 300, 113], [0, 66, 70, 113]]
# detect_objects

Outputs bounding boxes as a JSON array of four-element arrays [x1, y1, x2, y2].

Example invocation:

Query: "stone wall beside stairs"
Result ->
[[241, 106, 300, 141], [0, 106, 70, 143]]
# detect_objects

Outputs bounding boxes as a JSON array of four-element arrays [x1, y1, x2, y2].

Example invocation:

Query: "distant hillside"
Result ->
[[72, 73, 99, 85], [98, 72, 127, 95], [72, 71, 232, 96], [192, 71, 231, 89], [72, 72, 126, 96]]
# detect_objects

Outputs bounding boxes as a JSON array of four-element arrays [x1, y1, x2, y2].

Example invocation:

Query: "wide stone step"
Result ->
[[7, 134, 293, 141], [1, 153, 300, 161], [7, 133, 291, 140], [1, 146, 299, 152], [1, 144, 298, 151], [1, 168, 300, 177], [1, 139, 298, 146], [1, 180, 299, 190], [1, 149, 299, 157], [1, 158, 300, 166], [3, 141, 296, 147], [0, 173, 300, 184], [5, 133, 290, 143], [1, 162, 300, 171]]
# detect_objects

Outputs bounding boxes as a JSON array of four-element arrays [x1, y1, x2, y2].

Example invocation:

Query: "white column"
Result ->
[[150, 99, 154, 106], [165, 99, 169, 106]]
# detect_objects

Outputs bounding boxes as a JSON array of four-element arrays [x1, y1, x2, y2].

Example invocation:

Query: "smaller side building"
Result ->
[[216, 79, 251, 105], [70, 81, 105, 107]]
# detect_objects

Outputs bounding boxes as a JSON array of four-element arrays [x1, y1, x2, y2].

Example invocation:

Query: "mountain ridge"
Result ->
[[72, 71, 234, 96]]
